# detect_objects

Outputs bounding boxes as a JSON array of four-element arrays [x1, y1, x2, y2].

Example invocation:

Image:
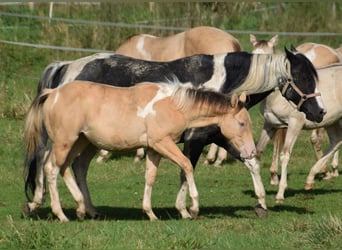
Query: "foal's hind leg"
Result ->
[[46, 137, 89, 221], [24, 147, 50, 215]]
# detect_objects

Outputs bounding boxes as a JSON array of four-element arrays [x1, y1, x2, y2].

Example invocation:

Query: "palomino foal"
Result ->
[[24, 81, 255, 221]]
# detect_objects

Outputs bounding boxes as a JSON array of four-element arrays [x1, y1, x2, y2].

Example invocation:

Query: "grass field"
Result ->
[[1, 2, 342, 249]]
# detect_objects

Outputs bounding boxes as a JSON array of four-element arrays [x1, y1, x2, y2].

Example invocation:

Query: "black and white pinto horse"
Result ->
[[24, 49, 325, 220]]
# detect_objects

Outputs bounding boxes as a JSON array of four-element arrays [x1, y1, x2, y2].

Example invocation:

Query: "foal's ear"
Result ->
[[230, 93, 238, 108], [238, 92, 247, 104]]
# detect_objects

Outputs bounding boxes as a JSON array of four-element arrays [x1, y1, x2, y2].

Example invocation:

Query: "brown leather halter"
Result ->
[[279, 78, 321, 110]]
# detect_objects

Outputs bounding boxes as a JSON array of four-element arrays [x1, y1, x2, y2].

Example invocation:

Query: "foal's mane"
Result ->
[[171, 86, 238, 115], [233, 53, 291, 94]]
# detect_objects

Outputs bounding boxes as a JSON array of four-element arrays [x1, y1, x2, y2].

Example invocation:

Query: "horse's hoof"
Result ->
[[92, 213, 106, 220], [189, 208, 199, 220], [270, 174, 279, 185], [21, 202, 31, 217], [304, 183, 314, 190], [275, 198, 284, 204], [254, 204, 268, 218], [76, 211, 86, 221]]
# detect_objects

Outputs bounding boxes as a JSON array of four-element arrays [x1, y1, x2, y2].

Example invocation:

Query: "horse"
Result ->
[[23, 49, 325, 219], [97, 26, 243, 163], [248, 36, 341, 202], [256, 63, 342, 202], [204, 34, 280, 167], [23, 81, 255, 221], [115, 26, 242, 62]]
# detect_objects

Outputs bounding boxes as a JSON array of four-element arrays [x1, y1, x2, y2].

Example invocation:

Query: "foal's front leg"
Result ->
[[142, 149, 161, 221], [154, 138, 199, 219], [243, 157, 268, 218]]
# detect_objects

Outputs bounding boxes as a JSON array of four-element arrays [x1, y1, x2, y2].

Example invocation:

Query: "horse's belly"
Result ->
[[82, 124, 148, 151]]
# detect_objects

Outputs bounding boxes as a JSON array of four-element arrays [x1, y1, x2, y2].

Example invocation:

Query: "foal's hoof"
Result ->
[[304, 183, 314, 190], [254, 204, 268, 218]]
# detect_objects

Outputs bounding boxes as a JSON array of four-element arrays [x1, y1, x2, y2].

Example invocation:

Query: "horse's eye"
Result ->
[[238, 121, 245, 127]]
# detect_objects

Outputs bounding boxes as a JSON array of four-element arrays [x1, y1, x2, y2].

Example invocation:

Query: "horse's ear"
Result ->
[[290, 44, 297, 52], [285, 46, 295, 60], [230, 93, 238, 108], [268, 34, 278, 47], [238, 91, 247, 104], [250, 34, 257, 46]]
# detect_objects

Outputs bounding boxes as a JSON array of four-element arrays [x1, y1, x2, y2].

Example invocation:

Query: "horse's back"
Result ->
[[297, 42, 341, 67], [115, 26, 242, 61], [184, 26, 243, 55]]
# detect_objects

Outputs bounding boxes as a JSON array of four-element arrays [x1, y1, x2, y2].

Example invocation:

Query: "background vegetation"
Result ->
[[0, 2, 342, 249]]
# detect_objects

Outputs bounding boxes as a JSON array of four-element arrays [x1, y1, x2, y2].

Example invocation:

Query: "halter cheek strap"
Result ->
[[279, 78, 321, 110]]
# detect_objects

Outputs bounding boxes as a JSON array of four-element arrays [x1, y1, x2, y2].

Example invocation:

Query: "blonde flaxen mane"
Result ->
[[233, 54, 292, 94]]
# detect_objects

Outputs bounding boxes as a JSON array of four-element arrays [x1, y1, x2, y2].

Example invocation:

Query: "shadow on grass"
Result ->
[[23, 187, 342, 222]]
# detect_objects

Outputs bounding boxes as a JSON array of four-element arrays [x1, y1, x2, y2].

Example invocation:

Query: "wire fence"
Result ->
[[1, 9, 341, 54]]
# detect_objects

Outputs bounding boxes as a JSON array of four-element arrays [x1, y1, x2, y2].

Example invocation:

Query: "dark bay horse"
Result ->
[[24, 81, 255, 221], [24, 50, 325, 219]]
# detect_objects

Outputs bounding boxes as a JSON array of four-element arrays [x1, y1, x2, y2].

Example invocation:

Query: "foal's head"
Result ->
[[219, 92, 256, 159]]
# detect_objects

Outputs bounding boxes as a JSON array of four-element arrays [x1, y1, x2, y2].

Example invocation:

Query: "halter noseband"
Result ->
[[278, 77, 321, 110]]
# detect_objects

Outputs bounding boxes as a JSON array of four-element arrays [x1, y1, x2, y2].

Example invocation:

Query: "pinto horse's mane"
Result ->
[[233, 53, 291, 94], [170, 85, 237, 115]]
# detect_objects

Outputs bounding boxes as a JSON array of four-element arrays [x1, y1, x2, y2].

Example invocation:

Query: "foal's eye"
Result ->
[[238, 121, 245, 127]]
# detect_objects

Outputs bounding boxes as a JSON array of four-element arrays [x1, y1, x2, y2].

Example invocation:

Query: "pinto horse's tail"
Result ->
[[37, 60, 71, 92], [23, 89, 53, 201]]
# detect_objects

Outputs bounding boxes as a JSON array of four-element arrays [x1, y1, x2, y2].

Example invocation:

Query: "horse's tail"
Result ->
[[23, 89, 53, 201], [37, 60, 71, 92]]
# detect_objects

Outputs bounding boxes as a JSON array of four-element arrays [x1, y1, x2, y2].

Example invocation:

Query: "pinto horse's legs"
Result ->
[[72, 144, 98, 218], [275, 113, 305, 202], [204, 144, 228, 166], [204, 143, 218, 165], [255, 124, 278, 184], [215, 147, 228, 166], [305, 124, 342, 189], [270, 128, 286, 185], [142, 149, 161, 221], [134, 148, 145, 163]]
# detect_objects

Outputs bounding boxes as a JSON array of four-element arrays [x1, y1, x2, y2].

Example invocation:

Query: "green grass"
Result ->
[[1, 115, 342, 249], [1, 2, 342, 249]]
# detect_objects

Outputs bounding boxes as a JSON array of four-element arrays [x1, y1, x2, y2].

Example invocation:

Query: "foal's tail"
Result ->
[[23, 89, 53, 200]]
